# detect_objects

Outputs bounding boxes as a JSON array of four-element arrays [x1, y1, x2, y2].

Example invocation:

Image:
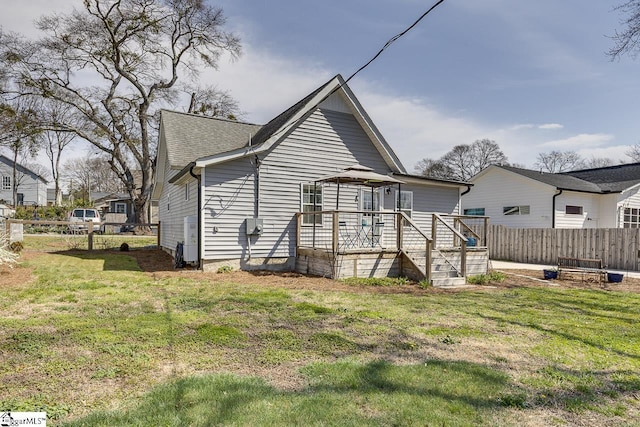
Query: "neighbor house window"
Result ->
[[565, 205, 583, 215], [623, 208, 640, 228], [2, 176, 10, 190], [503, 205, 530, 215], [115, 203, 127, 214], [464, 208, 485, 216], [301, 183, 323, 225]]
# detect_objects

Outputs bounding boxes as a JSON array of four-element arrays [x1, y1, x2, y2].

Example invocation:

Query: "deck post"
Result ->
[[461, 241, 467, 277], [332, 211, 339, 254], [425, 238, 432, 283], [431, 214, 437, 248], [397, 212, 403, 250]]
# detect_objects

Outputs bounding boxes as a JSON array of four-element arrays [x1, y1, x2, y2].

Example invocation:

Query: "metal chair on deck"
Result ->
[[338, 221, 357, 249]]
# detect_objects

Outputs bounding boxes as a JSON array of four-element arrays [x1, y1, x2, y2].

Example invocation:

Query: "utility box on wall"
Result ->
[[183, 215, 198, 262], [246, 218, 263, 235]]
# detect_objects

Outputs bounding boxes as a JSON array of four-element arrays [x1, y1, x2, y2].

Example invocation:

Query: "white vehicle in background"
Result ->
[[68, 208, 102, 233]]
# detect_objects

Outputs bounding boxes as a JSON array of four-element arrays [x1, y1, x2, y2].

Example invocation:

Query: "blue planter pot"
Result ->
[[607, 273, 624, 283], [543, 270, 558, 280]]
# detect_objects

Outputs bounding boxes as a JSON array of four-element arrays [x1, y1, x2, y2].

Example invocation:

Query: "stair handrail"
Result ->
[[433, 213, 467, 277]]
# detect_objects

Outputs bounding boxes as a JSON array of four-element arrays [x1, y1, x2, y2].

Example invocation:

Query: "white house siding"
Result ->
[[201, 106, 394, 265], [616, 186, 640, 227], [158, 158, 199, 253], [202, 158, 256, 261], [258, 108, 391, 257], [0, 160, 47, 206], [554, 192, 601, 228], [463, 168, 555, 228]]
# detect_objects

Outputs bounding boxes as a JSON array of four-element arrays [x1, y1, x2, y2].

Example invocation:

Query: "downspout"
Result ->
[[189, 165, 202, 269], [461, 184, 472, 196], [552, 189, 563, 229]]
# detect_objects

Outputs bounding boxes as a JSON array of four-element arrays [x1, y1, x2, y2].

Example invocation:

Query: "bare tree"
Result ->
[[186, 84, 243, 120], [0, 96, 42, 206], [626, 143, 640, 162], [534, 150, 583, 173], [414, 158, 454, 180], [609, 1, 640, 59], [581, 156, 617, 169], [63, 154, 127, 204], [0, 0, 241, 226], [42, 103, 77, 206], [416, 139, 508, 181]]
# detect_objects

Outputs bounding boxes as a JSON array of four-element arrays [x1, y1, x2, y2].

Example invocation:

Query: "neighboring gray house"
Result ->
[[153, 75, 484, 282], [0, 155, 47, 207], [463, 163, 640, 228]]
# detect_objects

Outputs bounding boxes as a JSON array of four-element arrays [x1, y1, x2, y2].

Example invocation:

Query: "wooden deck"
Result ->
[[295, 210, 489, 286]]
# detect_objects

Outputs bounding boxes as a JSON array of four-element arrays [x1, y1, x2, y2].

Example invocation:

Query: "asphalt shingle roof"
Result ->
[[161, 111, 262, 168], [496, 163, 640, 193]]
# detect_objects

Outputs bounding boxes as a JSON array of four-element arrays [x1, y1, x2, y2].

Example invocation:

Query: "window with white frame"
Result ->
[[503, 205, 530, 215], [361, 188, 382, 225], [396, 190, 413, 221], [115, 202, 127, 214], [623, 208, 640, 228], [2, 176, 10, 190], [301, 183, 323, 225]]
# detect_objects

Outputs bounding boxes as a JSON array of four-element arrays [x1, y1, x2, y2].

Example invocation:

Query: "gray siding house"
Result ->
[[153, 75, 485, 283], [0, 155, 47, 207]]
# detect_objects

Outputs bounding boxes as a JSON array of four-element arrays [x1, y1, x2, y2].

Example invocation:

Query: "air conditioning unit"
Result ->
[[183, 216, 198, 262]]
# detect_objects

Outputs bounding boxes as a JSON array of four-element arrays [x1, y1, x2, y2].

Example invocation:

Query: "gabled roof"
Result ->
[[563, 163, 640, 192], [484, 164, 640, 194], [0, 155, 48, 183], [160, 110, 262, 169], [161, 74, 407, 185]]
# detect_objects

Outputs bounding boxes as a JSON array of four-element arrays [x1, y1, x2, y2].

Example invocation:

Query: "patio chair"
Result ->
[[338, 221, 357, 249]]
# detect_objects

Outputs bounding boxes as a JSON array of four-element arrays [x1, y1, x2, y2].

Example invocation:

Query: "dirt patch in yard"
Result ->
[[123, 248, 640, 294]]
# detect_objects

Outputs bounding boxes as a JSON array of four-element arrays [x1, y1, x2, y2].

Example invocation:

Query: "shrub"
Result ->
[[217, 265, 233, 274], [467, 270, 506, 285]]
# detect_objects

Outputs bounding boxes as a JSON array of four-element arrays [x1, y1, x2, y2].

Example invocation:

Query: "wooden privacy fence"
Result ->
[[488, 225, 640, 271]]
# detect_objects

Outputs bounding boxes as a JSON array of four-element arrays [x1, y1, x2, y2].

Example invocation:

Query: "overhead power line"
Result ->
[[255, 0, 448, 148], [344, 0, 447, 85]]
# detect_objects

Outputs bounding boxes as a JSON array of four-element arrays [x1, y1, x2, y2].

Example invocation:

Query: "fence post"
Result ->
[[87, 221, 93, 251]]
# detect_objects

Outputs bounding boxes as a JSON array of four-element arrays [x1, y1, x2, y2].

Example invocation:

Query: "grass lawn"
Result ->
[[1, 250, 639, 426]]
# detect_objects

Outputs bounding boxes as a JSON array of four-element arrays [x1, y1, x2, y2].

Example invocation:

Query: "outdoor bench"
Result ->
[[557, 256, 606, 283]]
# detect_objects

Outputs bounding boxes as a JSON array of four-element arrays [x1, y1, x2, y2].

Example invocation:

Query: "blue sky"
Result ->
[[2, 0, 639, 172]]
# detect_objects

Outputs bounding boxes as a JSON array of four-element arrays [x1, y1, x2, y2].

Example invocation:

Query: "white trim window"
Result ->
[[503, 205, 530, 215], [623, 207, 640, 228], [2, 176, 10, 190], [115, 202, 127, 214], [301, 183, 323, 225], [396, 190, 413, 219]]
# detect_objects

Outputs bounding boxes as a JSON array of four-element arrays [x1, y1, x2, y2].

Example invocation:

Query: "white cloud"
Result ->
[[538, 123, 563, 130], [539, 133, 614, 150]]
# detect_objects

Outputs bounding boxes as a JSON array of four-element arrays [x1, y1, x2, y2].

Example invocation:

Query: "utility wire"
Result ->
[[254, 0, 447, 149], [344, 0, 446, 85]]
